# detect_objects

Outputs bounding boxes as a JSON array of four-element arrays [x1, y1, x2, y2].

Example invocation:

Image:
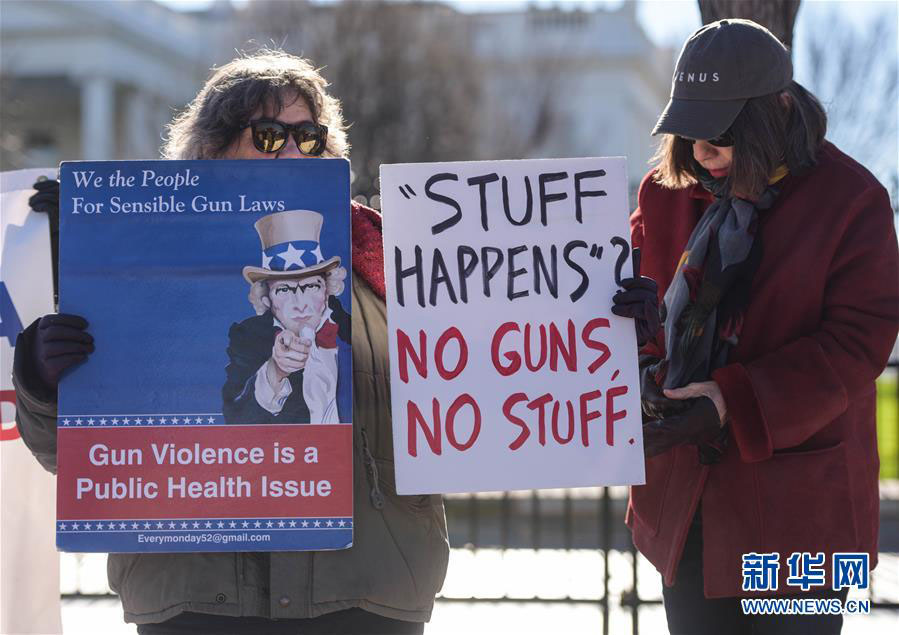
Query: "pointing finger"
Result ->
[[277, 330, 295, 350]]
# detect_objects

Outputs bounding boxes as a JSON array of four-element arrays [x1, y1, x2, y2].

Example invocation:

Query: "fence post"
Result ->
[[531, 490, 541, 550], [601, 487, 611, 635]]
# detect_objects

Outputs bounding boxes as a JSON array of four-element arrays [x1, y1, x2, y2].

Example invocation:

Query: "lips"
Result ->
[[708, 167, 730, 178]]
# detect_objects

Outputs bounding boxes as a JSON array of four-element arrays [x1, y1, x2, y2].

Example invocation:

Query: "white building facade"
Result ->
[[470, 3, 672, 190], [1, 0, 672, 193], [0, 0, 212, 168]]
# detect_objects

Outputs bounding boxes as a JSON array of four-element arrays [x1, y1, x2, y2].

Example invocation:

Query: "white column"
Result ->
[[125, 89, 156, 159], [80, 76, 115, 160]]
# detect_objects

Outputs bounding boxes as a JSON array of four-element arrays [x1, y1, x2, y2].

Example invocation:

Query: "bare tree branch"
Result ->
[[801, 7, 898, 211]]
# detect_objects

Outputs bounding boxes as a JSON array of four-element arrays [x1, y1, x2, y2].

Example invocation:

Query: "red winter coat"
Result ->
[[626, 141, 899, 597]]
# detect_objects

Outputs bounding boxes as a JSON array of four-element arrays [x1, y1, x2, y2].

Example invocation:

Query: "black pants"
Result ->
[[662, 512, 848, 635], [136, 609, 424, 635]]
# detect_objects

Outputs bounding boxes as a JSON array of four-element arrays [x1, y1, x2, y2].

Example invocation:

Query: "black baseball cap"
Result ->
[[652, 19, 792, 140]]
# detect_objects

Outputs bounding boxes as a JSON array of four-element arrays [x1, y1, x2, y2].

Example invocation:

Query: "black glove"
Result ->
[[639, 357, 690, 421], [611, 248, 660, 346], [19, 314, 94, 395], [328, 295, 351, 343], [28, 178, 59, 215], [642, 396, 722, 458]]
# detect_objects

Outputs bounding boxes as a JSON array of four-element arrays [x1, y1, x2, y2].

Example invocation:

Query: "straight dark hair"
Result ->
[[652, 81, 827, 199]]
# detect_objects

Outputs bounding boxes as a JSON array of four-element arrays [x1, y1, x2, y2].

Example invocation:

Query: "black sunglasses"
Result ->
[[681, 129, 734, 148], [242, 119, 328, 155]]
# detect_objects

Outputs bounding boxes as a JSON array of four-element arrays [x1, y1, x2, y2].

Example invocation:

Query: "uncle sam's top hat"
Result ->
[[242, 210, 341, 284]]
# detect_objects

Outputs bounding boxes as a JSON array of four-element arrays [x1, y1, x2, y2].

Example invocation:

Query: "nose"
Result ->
[[287, 290, 309, 310], [692, 140, 718, 163], [276, 135, 310, 160]]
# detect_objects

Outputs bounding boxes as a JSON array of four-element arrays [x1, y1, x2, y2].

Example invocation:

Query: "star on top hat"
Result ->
[[242, 210, 341, 283]]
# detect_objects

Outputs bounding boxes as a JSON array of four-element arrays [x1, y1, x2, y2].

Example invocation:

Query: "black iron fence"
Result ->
[[440, 487, 645, 635], [440, 485, 899, 634]]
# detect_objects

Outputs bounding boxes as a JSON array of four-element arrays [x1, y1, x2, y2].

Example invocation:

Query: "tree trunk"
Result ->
[[698, 0, 801, 51]]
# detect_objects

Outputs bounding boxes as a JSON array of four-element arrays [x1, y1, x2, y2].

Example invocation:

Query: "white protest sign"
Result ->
[[1, 168, 62, 634], [381, 157, 645, 494]]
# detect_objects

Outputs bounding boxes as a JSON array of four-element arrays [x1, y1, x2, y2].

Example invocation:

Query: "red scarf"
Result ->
[[315, 320, 339, 349], [350, 201, 386, 300]]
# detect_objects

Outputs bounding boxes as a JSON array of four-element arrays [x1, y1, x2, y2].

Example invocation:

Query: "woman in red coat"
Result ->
[[615, 18, 899, 635]]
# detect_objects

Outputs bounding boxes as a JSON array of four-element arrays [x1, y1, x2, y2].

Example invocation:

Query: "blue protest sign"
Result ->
[[56, 160, 353, 553]]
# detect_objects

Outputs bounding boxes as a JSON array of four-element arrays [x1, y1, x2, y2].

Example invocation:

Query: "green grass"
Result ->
[[877, 372, 898, 479]]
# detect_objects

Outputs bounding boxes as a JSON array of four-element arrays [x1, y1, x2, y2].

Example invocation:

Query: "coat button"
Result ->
[[215, 593, 227, 604], [279, 596, 291, 608]]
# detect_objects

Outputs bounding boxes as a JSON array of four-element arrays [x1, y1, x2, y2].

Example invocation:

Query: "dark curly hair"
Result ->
[[163, 49, 348, 160]]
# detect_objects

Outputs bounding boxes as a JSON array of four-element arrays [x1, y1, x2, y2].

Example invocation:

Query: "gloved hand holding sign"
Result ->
[[611, 248, 661, 347]]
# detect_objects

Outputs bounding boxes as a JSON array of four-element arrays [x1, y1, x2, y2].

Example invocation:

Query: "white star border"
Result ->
[[57, 517, 353, 532], [58, 414, 224, 427]]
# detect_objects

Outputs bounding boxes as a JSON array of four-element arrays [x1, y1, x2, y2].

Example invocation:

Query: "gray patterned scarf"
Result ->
[[661, 170, 781, 391]]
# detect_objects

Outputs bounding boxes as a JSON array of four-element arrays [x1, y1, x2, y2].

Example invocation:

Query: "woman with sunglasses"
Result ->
[[14, 51, 448, 635], [612, 19, 899, 635]]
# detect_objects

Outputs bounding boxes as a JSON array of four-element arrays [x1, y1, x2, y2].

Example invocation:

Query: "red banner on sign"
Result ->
[[57, 425, 352, 520]]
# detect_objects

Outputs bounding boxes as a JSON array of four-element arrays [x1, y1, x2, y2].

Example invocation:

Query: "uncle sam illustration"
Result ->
[[223, 210, 350, 424]]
